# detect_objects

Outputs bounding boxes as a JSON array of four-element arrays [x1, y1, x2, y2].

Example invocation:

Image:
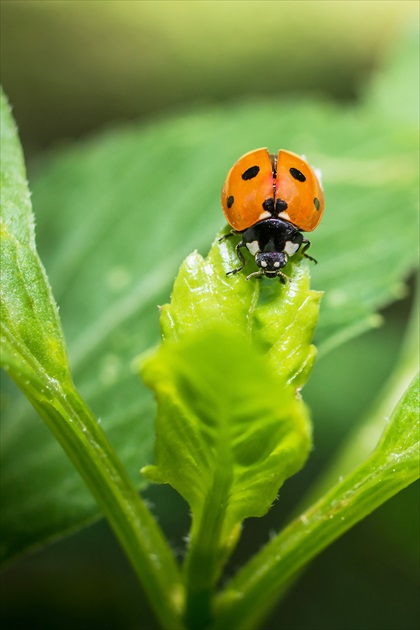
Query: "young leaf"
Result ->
[[159, 233, 321, 390], [141, 236, 319, 626], [142, 325, 311, 540], [0, 90, 183, 630], [214, 374, 420, 630]]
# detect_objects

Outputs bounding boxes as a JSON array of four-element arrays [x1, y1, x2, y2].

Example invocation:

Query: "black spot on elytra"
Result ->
[[227, 195, 234, 209], [314, 197, 320, 211], [262, 198, 274, 212], [290, 167, 306, 182], [275, 199, 288, 213], [242, 165, 260, 180]]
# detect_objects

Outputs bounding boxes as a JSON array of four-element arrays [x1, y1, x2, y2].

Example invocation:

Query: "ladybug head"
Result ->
[[255, 251, 287, 274]]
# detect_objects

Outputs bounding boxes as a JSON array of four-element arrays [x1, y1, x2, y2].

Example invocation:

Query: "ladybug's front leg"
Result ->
[[301, 238, 317, 264], [218, 229, 239, 243], [226, 240, 246, 276]]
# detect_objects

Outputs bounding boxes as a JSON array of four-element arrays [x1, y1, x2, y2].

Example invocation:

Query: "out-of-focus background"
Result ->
[[2, 0, 416, 152], [1, 2, 419, 629]]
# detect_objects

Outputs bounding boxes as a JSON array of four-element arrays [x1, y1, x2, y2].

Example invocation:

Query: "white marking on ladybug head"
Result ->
[[278, 211, 291, 222], [284, 241, 300, 257], [260, 260, 268, 268], [258, 210, 272, 222], [274, 261, 280, 268], [246, 240, 260, 256]]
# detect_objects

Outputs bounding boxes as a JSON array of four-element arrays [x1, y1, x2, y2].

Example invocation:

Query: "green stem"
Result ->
[[303, 285, 419, 506], [5, 343, 184, 630], [184, 447, 232, 630]]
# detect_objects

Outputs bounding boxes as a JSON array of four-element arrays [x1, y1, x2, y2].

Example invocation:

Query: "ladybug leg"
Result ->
[[277, 270, 291, 284], [226, 241, 246, 276], [301, 239, 317, 264], [245, 270, 264, 281], [218, 229, 239, 243]]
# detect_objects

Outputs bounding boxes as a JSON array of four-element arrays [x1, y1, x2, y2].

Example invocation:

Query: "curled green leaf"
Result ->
[[160, 231, 322, 389], [142, 326, 311, 536], [141, 234, 321, 626]]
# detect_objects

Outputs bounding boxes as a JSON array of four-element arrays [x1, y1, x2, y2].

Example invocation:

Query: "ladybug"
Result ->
[[221, 148, 324, 282]]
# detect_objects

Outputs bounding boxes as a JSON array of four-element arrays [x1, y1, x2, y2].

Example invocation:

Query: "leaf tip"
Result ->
[[141, 464, 164, 484]]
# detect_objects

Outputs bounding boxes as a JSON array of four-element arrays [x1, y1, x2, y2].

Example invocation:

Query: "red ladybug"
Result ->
[[221, 148, 324, 282]]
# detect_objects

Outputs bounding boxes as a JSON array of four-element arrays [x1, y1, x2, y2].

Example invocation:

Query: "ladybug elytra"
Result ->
[[221, 148, 324, 282]]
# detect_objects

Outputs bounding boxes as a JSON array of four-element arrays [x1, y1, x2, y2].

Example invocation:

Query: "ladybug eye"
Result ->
[[289, 167, 306, 182], [241, 165, 260, 180]]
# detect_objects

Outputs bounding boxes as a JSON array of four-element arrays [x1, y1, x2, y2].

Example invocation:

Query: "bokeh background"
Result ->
[[2, 0, 417, 153], [1, 2, 419, 629]]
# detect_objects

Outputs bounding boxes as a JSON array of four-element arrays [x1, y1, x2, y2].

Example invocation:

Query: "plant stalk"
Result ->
[[184, 445, 233, 630], [6, 353, 185, 630]]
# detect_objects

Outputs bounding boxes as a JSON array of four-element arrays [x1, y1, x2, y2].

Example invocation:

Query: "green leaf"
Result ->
[[141, 237, 317, 627], [0, 97, 71, 390], [2, 34, 418, 558], [365, 28, 419, 129], [142, 326, 311, 532], [0, 89, 184, 630], [214, 374, 420, 630], [159, 235, 321, 390]]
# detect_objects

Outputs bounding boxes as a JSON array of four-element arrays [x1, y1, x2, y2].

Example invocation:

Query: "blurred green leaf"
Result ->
[[0, 89, 101, 561], [305, 286, 419, 504], [0, 92, 184, 630], [214, 373, 420, 630], [365, 27, 420, 128], [1, 33, 418, 560], [141, 238, 317, 626]]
